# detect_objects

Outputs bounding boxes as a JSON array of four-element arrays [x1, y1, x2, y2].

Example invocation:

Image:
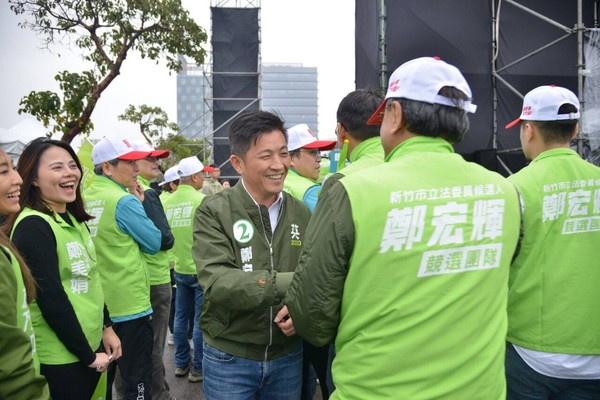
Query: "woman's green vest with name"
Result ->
[[12, 208, 103, 364]]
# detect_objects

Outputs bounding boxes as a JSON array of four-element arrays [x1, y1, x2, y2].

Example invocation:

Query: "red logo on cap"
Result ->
[[122, 139, 133, 148], [522, 106, 532, 116], [390, 79, 400, 93], [307, 128, 316, 138]]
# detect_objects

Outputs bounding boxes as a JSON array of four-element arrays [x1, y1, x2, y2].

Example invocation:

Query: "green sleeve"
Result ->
[[0, 253, 50, 399], [193, 201, 280, 311], [285, 181, 355, 346]]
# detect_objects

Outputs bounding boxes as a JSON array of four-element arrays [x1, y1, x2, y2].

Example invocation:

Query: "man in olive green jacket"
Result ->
[[194, 110, 310, 400]]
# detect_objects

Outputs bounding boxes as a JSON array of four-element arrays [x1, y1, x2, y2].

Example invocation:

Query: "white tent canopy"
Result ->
[[0, 118, 51, 161], [0, 118, 74, 163]]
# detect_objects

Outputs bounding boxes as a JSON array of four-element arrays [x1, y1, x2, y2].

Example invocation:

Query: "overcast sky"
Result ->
[[0, 1, 355, 142]]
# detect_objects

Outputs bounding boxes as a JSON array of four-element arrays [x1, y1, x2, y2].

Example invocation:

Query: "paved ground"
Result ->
[[111, 339, 203, 399], [114, 339, 324, 400], [162, 340, 204, 400]]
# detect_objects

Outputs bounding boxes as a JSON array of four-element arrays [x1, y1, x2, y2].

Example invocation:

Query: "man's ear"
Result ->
[[230, 154, 244, 175], [289, 152, 299, 168], [571, 123, 580, 140], [101, 161, 112, 177], [337, 122, 348, 146], [390, 100, 405, 133], [522, 122, 535, 143]]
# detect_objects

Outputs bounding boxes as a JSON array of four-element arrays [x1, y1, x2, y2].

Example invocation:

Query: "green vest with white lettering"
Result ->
[[507, 148, 600, 354], [138, 176, 170, 285], [84, 175, 151, 317], [164, 185, 205, 275], [337, 136, 520, 399], [283, 169, 318, 202], [1, 244, 40, 373], [12, 208, 103, 364]]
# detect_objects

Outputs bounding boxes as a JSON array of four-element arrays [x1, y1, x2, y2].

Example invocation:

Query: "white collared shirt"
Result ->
[[241, 179, 283, 234]]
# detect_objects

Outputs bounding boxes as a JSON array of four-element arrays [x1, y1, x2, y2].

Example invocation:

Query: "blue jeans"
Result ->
[[506, 343, 600, 400], [202, 341, 302, 400], [173, 272, 203, 370]]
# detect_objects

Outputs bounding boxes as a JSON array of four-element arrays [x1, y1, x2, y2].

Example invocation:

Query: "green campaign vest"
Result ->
[[159, 190, 171, 203], [164, 185, 205, 275], [1, 245, 40, 373], [283, 169, 318, 202], [338, 136, 384, 177], [507, 148, 600, 354], [138, 176, 170, 285], [334, 136, 520, 399], [13, 209, 103, 364], [84, 176, 151, 317]]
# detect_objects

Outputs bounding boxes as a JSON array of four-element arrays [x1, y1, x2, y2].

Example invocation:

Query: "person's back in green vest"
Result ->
[[504, 85, 600, 398], [322, 88, 385, 195], [286, 57, 520, 400]]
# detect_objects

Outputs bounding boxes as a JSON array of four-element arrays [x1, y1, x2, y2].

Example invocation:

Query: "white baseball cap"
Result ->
[[159, 165, 180, 186], [177, 156, 214, 178], [287, 124, 336, 152], [92, 136, 152, 164], [367, 56, 477, 125], [131, 140, 170, 158], [505, 85, 580, 129]]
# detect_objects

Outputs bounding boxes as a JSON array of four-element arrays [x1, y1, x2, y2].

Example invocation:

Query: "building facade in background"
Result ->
[[176, 57, 213, 141], [261, 63, 318, 129], [176, 61, 318, 141]]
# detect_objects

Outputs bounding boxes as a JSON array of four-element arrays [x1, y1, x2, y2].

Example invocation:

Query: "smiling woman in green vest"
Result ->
[[0, 147, 50, 399], [5, 138, 122, 400]]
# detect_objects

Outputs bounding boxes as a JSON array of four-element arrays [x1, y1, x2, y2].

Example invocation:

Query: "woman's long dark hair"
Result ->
[[4, 138, 93, 238]]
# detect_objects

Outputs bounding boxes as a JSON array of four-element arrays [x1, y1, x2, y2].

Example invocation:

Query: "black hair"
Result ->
[[388, 86, 471, 143], [5, 137, 93, 232], [228, 110, 287, 157], [336, 88, 385, 141], [93, 159, 119, 175], [532, 104, 579, 145]]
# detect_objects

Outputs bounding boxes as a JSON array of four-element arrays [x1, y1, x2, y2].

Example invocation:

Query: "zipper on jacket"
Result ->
[[257, 201, 283, 362]]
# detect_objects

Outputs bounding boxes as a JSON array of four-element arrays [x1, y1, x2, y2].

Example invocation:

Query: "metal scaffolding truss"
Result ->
[[211, 0, 259, 7], [373, 0, 597, 173], [181, 1, 261, 168], [492, 0, 590, 172]]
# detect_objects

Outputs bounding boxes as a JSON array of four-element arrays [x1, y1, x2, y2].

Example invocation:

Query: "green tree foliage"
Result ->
[[118, 104, 179, 143], [10, 0, 207, 143], [156, 134, 209, 170]]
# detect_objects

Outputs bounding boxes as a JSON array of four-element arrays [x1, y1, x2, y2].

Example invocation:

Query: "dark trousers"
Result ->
[[41, 358, 101, 400], [302, 341, 332, 400], [107, 315, 154, 400], [506, 342, 600, 400]]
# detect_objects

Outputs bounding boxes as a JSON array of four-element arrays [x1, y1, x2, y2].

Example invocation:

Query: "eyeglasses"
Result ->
[[300, 149, 321, 158]]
